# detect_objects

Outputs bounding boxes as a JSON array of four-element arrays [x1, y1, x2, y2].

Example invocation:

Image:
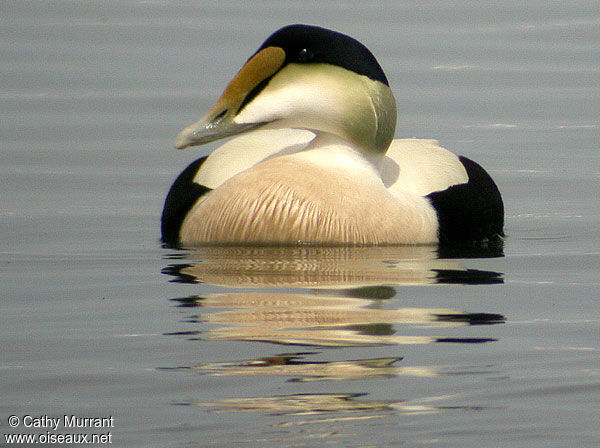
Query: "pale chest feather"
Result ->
[[179, 155, 439, 245]]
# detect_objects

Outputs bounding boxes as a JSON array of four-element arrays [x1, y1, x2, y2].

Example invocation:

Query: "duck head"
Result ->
[[175, 24, 397, 155]]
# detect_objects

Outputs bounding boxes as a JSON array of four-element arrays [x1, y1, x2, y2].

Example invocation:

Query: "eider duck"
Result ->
[[162, 24, 503, 246]]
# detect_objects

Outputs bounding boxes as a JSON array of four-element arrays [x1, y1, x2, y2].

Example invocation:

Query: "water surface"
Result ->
[[2, 1, 599, 447]]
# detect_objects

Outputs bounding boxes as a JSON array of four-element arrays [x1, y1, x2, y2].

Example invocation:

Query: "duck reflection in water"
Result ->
[[162, 246, 504, 384], [160, 22, 506, 427], [168, 290, 503, 348], [163, 245, 503, 289]]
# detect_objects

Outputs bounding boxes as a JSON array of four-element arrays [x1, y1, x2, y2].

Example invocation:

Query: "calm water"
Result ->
[[2, 1, 599, 447]]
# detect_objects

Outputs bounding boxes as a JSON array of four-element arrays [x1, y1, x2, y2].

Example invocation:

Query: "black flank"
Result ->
[[161, 157, 211, 246], [427, 156, 504, 245]]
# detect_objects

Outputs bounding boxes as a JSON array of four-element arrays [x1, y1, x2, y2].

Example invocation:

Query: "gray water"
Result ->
[[2, 1, 599, 447]]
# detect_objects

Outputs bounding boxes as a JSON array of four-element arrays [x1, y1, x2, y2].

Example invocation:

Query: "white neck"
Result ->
[[234, 63, 397, 155], [299, 131, 385, 175]]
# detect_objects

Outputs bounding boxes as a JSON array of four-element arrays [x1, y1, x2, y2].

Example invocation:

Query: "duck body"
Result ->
[[162, 25, 503, 246]]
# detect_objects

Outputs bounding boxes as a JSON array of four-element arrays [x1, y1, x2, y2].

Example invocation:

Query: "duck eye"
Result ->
[[297, 48, 314, 62]]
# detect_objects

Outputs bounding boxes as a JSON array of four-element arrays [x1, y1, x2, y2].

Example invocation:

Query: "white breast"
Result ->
[[180, 138, 439, 245], [193, 128, 316, 189]]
